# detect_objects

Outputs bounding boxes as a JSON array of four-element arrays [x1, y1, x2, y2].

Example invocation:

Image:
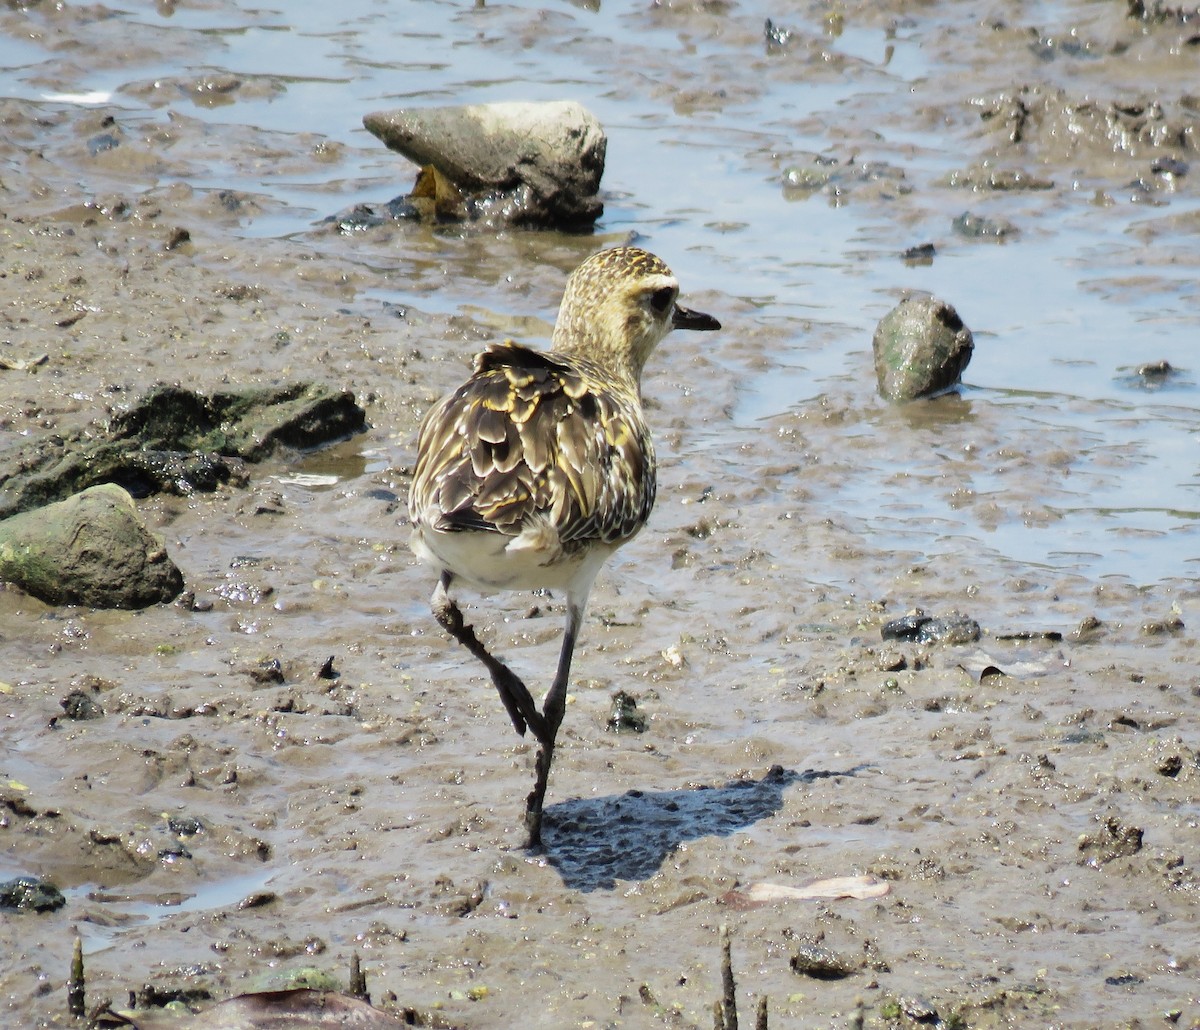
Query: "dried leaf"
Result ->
[[0, 353, 48, 371], [721, 875, 889, 909]]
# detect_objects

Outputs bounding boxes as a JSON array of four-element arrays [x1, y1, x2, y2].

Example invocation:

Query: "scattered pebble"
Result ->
[[1078, 816, 1144, 868], [953, 210, 1019, 239], [607, 690, 646, 733], [790, 942, 858, 980], [60, 690, 104, 720], [0, 876, 66, 913], [881, 611, 981, 645], [901, 242, 936, 264]]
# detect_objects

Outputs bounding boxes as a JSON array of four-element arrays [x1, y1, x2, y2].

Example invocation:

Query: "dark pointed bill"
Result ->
[[672, 304, 721, 332]]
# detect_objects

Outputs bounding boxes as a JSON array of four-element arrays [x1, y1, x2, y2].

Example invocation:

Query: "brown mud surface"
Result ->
[[2, 1, 1199, 1028]]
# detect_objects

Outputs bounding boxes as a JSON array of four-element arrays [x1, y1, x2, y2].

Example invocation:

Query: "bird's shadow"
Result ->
[[538, 764, 866, 892]]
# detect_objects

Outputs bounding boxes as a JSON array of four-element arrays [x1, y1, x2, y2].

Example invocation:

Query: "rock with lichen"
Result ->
[[872, 295, 974, 401], [0, 483, 183, 609]]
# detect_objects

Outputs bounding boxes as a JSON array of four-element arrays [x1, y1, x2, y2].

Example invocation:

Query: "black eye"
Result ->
[[649, 286, 675, 314]]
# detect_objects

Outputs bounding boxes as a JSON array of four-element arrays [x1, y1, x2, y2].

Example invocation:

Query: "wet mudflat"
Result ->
[[1, 1, 1198, 1027]]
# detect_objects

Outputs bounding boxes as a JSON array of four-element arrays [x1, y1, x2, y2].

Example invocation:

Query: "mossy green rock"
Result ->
[[0, 382, 366, 519], [0, 483, 183, 608], [0, 876, 66, 913], [873, 296, 974, 401]]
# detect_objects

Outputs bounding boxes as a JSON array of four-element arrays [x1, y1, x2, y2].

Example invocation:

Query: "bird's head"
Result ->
[[551, 246, 720, 382]]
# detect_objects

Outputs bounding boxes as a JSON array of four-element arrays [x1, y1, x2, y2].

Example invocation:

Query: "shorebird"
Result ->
[[409, 246, 720, 846]]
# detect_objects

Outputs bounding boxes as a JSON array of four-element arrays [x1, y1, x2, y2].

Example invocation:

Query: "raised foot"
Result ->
[[433, 595, 545, 739]]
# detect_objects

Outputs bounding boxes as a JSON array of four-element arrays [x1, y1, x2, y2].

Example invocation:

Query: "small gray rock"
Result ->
[[363, 101, 606, 228], [61, 689, 104, 720], [790, 941, 858, 979], [953, 210, 1018, 239], [872, 295, 974, 401], [0, 876, 66, 913], [0, 483, 183, 609], [881, 610, 981, 645]]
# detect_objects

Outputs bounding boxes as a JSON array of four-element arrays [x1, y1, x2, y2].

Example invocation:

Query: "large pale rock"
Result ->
[[363, 101, 606, 228], [0, 484, 183, 609], [873, 296, 974, 401]]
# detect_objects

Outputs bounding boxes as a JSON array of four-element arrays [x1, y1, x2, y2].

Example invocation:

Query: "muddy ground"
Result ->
[[2, 1, 1199, 1028]]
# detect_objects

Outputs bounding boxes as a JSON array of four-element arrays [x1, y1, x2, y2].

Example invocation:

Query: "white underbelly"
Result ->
[[410, 523, 619, 594]]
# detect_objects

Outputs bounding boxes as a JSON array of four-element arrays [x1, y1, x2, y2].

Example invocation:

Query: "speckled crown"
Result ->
[[566, 247, 673, 294]]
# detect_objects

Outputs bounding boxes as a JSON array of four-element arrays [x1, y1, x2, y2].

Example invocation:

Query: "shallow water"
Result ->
[[8, 0, 1196, 581], [1, 1, 1199, 1027]]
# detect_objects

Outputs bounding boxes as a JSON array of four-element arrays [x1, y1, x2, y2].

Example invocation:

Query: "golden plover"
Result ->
[[409, 246, 720, 845]]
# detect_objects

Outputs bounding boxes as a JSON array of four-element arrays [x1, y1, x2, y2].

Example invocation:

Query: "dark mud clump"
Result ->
[[0, 382, 366, 518]]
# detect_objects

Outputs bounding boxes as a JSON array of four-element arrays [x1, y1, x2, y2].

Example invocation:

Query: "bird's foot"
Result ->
[[433, 596, 544, 739], [493, 665, 546, 740]]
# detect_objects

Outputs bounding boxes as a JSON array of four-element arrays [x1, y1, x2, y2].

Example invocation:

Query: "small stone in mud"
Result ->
[[1137, 359, 1173, 378], [1150, 156, 1188, 179], [994, 629, 1063, 642], [953, 210, 1018, 239], [60, 690, 104, 720], [248, 657, 286, 684], [944, 166, 1053, 191], [881, 611, 981, 645], [782, 161, 835, 190], [872, 296, 974, 401], [168, 815, 205, 837], [900, 995, 940, 1023], [1078, 816, 1144, 868], [1157, 754, 1183, 778], [607, 690, 646, 733], [901, 242, 936, 264], [88, 132, 120, 157], [1129, 0, 1200, 25], [1140, 616, 1184, 636], [1116, 360, 1190, 391], [136, 983, 214, 1008], [1103, 972, 1143, 987], [0, 876, 66, 913], [764, 17, 794, 50], [175, 590, 214, 612], [1070, 615, 1105, 643], [790, 941, 858, 980]]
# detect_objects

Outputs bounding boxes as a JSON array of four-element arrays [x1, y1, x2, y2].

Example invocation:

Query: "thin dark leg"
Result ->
[[432, 573, 544, 739], [524, 600, 584, 848], [524, 744, 554, 848], [540, 599, 582, 744]]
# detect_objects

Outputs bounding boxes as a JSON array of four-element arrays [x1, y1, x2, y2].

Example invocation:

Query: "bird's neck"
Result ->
[[551, 332, 647, 397]]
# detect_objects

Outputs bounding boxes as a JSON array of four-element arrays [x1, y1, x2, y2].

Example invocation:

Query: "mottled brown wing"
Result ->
[[410, 343, 655, 548]]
